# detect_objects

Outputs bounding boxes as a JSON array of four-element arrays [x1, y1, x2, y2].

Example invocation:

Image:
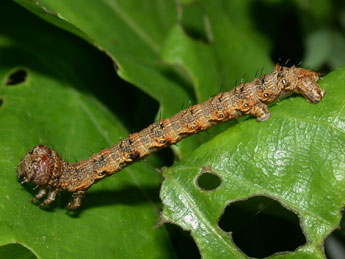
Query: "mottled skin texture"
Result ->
[[17, 65, 326, 209]]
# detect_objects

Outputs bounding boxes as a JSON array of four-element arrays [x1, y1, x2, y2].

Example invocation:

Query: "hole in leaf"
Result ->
[[0, 243, 37, 259], [325, 213, 345, 259], [165, 223, 200, 259], [0, 97, 3, 108], [5, 69, 27, 86], [196, 166, 221, 191], [218, 196, 306, 258]]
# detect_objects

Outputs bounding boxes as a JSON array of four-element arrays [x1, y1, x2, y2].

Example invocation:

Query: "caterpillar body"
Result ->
[[17, 65, 325, 209]]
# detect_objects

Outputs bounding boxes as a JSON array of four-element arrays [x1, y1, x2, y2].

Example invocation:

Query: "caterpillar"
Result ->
[[17, 64, 325, 209]]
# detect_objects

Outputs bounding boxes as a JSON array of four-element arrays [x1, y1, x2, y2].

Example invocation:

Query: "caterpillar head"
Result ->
[[17, 145, 61, 186], [281, 65, 326, 103]]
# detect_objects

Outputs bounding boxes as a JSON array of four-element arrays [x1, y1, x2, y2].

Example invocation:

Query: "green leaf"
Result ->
[[161, 66, 345, 258], [304, 29, 345, 70], [14, 0, 197, 155], [13, 0, 191, 117], [3, 0, 345, 258], [0, 2, 174, 258], [14, 0, 273, 156]]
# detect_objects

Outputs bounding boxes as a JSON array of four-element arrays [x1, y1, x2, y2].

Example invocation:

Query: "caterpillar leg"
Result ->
[[251, 102, 271, 122], [66, 191, 85, 210], [38, 189, 58, 207], [31, 186, 47, 203], [256, 112, 271, 122]]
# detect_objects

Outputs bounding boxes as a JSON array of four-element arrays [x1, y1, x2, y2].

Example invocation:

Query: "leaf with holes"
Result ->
[[2, 0, 345, 258], [160, 66, 345, 258], [14, 0, 273, 156], [0, 2, 174, 258]]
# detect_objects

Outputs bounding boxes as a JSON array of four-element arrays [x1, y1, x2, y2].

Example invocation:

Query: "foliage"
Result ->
[[0, 0, 344, 258]]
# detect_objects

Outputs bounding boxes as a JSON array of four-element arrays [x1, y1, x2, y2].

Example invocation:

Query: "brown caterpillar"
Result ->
[[17, 65, 325, 209]]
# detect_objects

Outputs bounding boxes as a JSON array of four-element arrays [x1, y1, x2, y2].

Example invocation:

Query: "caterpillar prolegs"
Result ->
[[17, 65, 325, 209]]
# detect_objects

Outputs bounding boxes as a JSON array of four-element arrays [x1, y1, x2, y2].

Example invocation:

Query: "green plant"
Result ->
[[0, 0, 344, 258]]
